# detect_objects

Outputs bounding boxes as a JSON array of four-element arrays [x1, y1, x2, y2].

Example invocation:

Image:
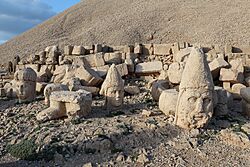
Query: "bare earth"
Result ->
[[1, 0, 250, 63], [0, 80, 250, 167]]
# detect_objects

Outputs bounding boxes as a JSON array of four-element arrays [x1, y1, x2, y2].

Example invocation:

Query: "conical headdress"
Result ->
[[179, 47, 214, 90], [100, 64, 124, 95]]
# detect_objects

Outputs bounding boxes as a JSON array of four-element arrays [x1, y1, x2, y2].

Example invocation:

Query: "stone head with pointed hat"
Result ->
[[14, 67, 37, 103], [175, 47, 215, 129], [100, 64, 124, 110]]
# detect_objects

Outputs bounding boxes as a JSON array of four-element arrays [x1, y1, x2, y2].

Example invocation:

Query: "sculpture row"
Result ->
[[2, 47, 249, 130]]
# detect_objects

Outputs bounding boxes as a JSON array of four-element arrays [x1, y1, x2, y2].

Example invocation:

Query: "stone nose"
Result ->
[[195, 98, 203, 113], [116, 91, 120, 98]]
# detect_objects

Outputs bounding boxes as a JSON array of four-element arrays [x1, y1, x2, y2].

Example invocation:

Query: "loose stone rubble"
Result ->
[[0, 42, 250, 166]]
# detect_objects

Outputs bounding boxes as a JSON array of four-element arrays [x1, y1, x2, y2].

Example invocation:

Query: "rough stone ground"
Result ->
[[2, 0, 250, 63], [0, 80, 250, 167]]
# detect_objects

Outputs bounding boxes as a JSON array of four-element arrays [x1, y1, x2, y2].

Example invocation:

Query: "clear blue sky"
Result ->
[[43, 0, 80, 13], [0, 0, 81, 44]]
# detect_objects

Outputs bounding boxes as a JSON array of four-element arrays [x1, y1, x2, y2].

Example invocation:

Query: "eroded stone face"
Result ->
[[106, 86, 124, 108], [14, 68, 37, 103], [100, 64, 124, 110], [16, 81, 36, 103], [175, 47, 214, 129], [176, 89, 213, 129]]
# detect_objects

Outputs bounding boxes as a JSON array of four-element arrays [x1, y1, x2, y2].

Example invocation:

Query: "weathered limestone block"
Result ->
[[135, 61, 162, 74], [14, 68, 37, 103], [104, 53, 122, 64], [116, 63, 128, 76], [209, 58, 229, 79], [231, 83, 246, 99], [91, 65, 110, 78], [171, 42, 180, 55], [124, 85, 140, 95], [159, 89, 178, 116], [214, 87, 228, 116], [100, 64, 124, 110], [3, 81, 17, 98], [51, 65, 70, 83], [83, 53, 105, 67], [174, 47, 191, 62], [111, 45, 134, 53], [44, 83, 69, 105], [126, 53, 138, 61], [64, 45, 74, 55], [150, 80, 169, 101], [175, 47, 215, 129], [45, 45, 58, 53], [219, 68, 244, 84], [75, 66, 103, 86], [168, 62, 185, 84], [134, 44, 142, 54], [72, 46, 85, 55], [37, 65, 54, 82], [46, 50, 59, 65], [37, 90, 92, 122], [153, 44, 172, 55]]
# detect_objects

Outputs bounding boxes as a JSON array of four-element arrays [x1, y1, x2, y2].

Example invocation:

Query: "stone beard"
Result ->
[[176, 87, 214, 129]]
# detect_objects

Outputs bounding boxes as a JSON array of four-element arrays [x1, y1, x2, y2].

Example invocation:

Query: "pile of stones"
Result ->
[[0, 42, 250, 130]]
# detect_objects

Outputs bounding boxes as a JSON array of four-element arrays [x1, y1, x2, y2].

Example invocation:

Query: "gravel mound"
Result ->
[[1, 0, 250, 63]]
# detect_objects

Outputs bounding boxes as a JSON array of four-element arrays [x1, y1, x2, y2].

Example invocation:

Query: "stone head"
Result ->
[[14, 68, 37, 103], [175, 47, 214, 129], [100, 64, 124, 109]]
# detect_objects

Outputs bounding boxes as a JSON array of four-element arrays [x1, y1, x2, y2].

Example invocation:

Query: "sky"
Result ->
[[0, 0, 80, 44]]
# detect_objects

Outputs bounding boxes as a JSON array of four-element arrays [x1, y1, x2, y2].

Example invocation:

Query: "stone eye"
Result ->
[[188, 96, 197, 103]]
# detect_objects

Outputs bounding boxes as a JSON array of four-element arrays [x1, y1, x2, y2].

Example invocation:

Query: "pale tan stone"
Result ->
[[159, 89, 178, 116], [174, 47, 191, 62], [153, 44, 172, 55], [44, 83, 69, 105], [124, 59, 134, 73], [151, 80, 169, 101], [135, 61, 162, 74], [209, 58, 229, 79], [14, 68, 37, 103], [223, 82, 231, 91], [94, 44, 102, 53], [124, 85, 140, 95], [168, 62, 185, 84], [64, 45, 73, 55], [100, 64, 124, 110], [214, 86, 228, 116], [104, 53, 122, 64], [171, 42, 180, 55], [72, 46, 85, 55], [225, 44, 232, 54], [37, 90, 92, 122], [75, 66, 103, 86], [175, 47, 214, 129], [231, 83, 246, 99], [91, 65, 110, 78], [116, 63, 128, 76], [36, 82, 48, 94]]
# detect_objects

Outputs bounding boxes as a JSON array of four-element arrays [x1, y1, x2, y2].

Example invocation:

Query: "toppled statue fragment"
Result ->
[[100, 64, 124, 110], [37, 90, 92, 122], [14, 68, 37, 103], [175, 47, 215, 129]]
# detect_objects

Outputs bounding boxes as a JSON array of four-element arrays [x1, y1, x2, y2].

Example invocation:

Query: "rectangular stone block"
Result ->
[[209, 58, 229, 79], [64, 45, 74, 55], [83, 53, 105, 67], [135, 61, 163, 74], [219, 68, 244, 84], [116, 63, 128, 76], [94, 44, 102, 53], [75, 66, 103, 86], [153, 44, 172, 55], [91, 65, 109, 78], [223, 82, 231, 92], [72, 46, 85, 55], [171, 42, 180, 55], [104, 53, 122, 64]]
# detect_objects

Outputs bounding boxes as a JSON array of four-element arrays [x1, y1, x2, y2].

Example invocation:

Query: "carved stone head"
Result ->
[[14, 68, 37, 103], [175, 47, 214, 129], [100, 64, 124, 110]]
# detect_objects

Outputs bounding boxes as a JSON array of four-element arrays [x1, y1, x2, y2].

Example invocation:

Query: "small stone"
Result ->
[[142, 110, 153, 117], [231, 83, 246, 99], [116, 153, 126, 162], [137, 153, 149, 164], [124, 85, 140, 95]]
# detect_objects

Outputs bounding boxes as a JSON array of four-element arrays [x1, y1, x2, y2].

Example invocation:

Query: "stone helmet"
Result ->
[[14, 67, 37, 82]]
